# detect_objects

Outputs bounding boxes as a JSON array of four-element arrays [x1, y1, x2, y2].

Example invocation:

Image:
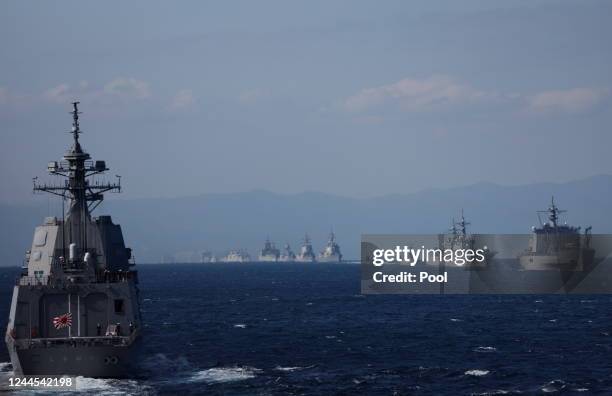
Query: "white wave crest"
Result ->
[[188, 366, 261, 384], [75, 377, 154, 395], [0, 362, 12, 372], [274, 366, 303, 372], [75, 377, 115, 392], [541, 379, 566, 393], [473, 346, 497, 353], [465, 369, 489, 377]]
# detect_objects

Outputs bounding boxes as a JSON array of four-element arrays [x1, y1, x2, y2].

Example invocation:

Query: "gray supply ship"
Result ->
[[318, 232, 343, 263], [280, 243, 296, 262], [295, 234, 316, 262], [258, 238, 280, 262], [519, 197, 595, 271], [5, 102, 142, 377]]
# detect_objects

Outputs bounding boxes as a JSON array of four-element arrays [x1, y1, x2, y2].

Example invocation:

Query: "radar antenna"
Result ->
[[33, 101, 122, 213], [537, 196, 566, 227], [71, 101, 82, 140]]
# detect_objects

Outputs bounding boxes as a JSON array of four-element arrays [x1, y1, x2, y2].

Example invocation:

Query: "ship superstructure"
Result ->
[[280, 243, 296, 262], [439, 211, 476, 252], [5, 102, 141, 377], [295, 234, 316, 262], [318, 232, 342, 262], [519, 197, 594, 271], [201, 250, 217, 263], [221, 250, 251, 263], [258, 238, 280, 262], [434, 210, 493, 269]]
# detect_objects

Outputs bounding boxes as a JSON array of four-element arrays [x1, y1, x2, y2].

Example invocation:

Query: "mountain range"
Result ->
[[1, 175, 612, 265]]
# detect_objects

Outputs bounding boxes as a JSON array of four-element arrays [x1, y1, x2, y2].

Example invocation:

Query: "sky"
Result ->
[[1, 0, 611, 203]]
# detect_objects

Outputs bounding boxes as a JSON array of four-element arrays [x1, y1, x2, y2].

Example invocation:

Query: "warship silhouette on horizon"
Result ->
[[432, 210, 495, 270]]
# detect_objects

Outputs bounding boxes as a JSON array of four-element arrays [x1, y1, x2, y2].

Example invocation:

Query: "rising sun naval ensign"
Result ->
[[5, 102, 142, 377]]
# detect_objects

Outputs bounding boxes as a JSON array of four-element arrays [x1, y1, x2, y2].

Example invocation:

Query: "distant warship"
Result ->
[[295, 234, 316, 262], [201, 250, 217, 263], [258, 238, 280, 262], [279, 243, 296, 262], [221, 250, 251, 263], [5, 102, 142, 377], [432, 210, 494, 269], [318, 232, 342, 263], [519, 197, 594, 271]]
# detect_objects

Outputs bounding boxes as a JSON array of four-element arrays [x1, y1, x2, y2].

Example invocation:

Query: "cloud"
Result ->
[[528, 87, 608, 113], [40, 78, 152, 106], [343, 75, 490, 112], [169, 89, 195, 109], [103, 78, 151, 99], [43, 84, 74, 104]]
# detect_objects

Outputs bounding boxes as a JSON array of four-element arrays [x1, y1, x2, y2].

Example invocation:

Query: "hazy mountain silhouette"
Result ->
[[2, 175, 612, 265]]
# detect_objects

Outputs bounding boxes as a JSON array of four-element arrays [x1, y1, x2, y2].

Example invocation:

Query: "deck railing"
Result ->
[[11, 331, 139, 349], [16, 276, 49, 286], [15, 270, 137, 286]]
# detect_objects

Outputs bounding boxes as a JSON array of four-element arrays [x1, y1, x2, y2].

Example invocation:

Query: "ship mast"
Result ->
[[33, 102, 121, 263], [457, 209, 470, 237], [537, 196, 566, 228]]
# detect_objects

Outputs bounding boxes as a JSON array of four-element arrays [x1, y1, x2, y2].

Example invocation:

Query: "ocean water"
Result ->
[[2, 263, 612, 395]]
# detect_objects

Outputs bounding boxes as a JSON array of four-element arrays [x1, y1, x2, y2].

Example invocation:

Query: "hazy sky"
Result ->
[[1, 0, 611, 203]]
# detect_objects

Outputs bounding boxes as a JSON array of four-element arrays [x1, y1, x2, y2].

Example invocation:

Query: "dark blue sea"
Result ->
[[2, 263, 612, 395]]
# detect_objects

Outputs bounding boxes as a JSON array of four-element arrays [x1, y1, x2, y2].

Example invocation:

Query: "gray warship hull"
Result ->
[[295, 256, 316, 262], [7, 335, 141, 378], [6, 277, 141, 377], [317, 254, 342, 263], [519, 248, 595, 271]]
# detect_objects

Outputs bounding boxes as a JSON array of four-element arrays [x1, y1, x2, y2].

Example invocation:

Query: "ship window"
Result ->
[[34, 230, 47, 247], [114, 299, 124, 314]]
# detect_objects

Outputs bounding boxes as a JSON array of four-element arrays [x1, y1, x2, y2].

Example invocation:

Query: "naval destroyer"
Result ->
[[318, 232, 342, 262], [258, 238, 280, 262], [295, 234, 316, 262], [5, 102, 142, 377], [432, 210, 495, 269], [221, 250, 251, 263], [201, 250, 217, 263], [280, 243, 296, 262]]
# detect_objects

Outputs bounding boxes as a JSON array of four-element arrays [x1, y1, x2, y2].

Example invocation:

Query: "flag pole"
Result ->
[[68, 294, 71, 338], [77, 295, 80, 337]]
